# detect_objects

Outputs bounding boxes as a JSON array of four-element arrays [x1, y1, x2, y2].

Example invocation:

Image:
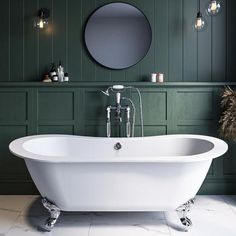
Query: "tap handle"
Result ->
[[106, 106, 111, 137], [126, 106, 130, 121], [107, 121, 111, 138], [126, 106, 131, 137], [106, 106, 111, 121], [126, 121, 131, 138]]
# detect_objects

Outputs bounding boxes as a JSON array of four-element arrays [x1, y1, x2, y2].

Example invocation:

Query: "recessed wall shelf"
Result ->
[[0, 82, 235, 88]]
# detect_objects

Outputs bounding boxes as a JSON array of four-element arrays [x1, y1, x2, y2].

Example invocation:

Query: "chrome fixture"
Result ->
[[41, 197, 60, 231], [194, 0, 206, 31], [101, 85, 144, 138], [126, 106, 131, 138], [34, 8, 50, 29], [106, 106, 111, 138], [114, 142, 122, 150], [122, 97, 136, 137], [176, 198, 195, 231], [207, 0, 221, 15]]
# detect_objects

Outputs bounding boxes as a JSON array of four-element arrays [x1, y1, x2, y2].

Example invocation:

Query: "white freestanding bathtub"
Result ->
[[9, 134, 228, 231]]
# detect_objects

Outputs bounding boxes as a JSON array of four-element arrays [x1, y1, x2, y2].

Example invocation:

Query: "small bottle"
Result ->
[[57, 60, 64, 82], [64, 72, 69, 82], [52, 75, 58, 82], [49, 63, 56, 79]]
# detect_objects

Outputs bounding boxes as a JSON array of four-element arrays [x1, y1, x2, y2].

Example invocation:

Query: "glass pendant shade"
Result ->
[[34, 8, 50, 29], [35, 18, 48, 29], [194, 12, 206, 31], [207, 0, 221, 15]]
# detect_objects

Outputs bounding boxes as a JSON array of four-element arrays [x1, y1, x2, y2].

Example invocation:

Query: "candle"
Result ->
[[157, 73, 164, 83], [151, 73, 157, 82]]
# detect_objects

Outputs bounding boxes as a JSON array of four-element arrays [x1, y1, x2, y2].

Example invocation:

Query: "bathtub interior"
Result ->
[[21, 136, 215, 160]]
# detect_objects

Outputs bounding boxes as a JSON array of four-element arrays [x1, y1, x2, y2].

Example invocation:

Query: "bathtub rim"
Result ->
[[9, 134, 228, 163]]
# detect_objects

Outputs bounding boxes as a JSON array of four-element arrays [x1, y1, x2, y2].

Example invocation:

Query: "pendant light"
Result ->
[[34, 8, 50, 29], [207, 0, 221, 15], [194, 0, 206, 31]]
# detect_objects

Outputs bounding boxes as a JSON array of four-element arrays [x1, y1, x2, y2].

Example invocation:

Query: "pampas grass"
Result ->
[[219, 86, 236, 141]]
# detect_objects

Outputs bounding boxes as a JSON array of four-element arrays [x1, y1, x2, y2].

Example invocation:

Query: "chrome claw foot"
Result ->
[[180, 216, 192, 229], [176, 198, 195, 231], [41, 197, 60, 232]]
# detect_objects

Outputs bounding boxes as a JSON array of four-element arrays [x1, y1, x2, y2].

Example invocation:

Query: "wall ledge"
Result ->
[[0, 81, 235, 88]]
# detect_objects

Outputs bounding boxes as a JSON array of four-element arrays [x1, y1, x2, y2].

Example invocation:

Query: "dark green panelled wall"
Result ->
[[0, 0, 236, 194]]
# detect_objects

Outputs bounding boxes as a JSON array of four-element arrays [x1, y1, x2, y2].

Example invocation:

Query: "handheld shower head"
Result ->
[[101, 85, 124, 96]]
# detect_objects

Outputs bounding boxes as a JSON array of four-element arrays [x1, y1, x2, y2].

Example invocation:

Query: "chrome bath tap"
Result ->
[[101, 85, 144, 138], [104, 89, 128, 137]]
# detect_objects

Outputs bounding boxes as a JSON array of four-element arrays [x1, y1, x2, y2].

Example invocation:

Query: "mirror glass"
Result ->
[[84, 3, 152, 70]]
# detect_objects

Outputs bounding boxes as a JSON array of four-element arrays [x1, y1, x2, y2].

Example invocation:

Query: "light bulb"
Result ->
[[194, 12, 206, 31], [207, 0, 221, 15], [35, 18, 48, 29], [38, 19, 44, 29]]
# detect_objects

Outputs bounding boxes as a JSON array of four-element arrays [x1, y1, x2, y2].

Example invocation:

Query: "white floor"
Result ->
[[0, 195, 235, 235]]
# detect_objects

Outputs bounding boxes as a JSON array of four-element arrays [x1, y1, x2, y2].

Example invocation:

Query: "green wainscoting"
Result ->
[[0, 82, 235, 194]]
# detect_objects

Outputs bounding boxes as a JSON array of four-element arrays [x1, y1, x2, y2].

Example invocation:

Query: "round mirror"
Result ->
[[84, 3, 152, 70]]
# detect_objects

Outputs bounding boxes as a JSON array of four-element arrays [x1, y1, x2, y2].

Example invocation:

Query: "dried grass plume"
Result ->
[[219, 86, 236, 141]]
